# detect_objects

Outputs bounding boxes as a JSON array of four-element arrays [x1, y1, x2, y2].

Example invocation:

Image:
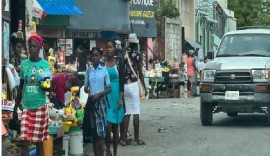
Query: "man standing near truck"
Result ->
[[187, 50, 196, 98]]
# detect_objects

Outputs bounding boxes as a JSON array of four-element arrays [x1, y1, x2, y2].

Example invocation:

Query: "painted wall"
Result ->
[[178, 0, 196, 40], [195, 0, 236, 57], [165, 18, 182, 64]]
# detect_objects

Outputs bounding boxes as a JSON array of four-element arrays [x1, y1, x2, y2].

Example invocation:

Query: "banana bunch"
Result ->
[[20, 53, 28, 59], [41, 80, 51, 89], [152, 69, 157, 73], [162, 67, 170, 72]]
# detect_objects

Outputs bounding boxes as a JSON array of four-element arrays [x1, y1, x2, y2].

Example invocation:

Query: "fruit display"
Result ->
[[162, 67, 170, 72]]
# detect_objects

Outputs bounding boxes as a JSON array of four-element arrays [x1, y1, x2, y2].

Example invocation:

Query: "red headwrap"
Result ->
[[28, 34, 44, 49]]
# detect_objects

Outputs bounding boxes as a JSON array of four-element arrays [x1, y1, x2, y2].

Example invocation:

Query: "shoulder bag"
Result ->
[[125, 53, 146, 97]]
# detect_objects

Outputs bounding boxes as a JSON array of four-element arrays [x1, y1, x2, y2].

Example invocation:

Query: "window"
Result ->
[[217, 34, 270, 56]]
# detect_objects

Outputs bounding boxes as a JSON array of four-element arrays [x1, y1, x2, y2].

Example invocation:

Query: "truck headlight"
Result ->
[[252, 70, 267, 82], [202, 70, 216, 82]]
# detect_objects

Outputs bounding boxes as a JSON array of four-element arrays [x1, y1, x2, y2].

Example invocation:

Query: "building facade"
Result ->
[[195, 0, 236, 59]]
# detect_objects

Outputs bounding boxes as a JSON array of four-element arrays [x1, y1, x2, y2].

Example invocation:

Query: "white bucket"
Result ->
[[63, 135, 70, 156], [69, 130, 84, 155]]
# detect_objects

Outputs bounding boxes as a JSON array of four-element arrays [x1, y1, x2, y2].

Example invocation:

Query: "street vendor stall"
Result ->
[[144, 62, 185, 98]]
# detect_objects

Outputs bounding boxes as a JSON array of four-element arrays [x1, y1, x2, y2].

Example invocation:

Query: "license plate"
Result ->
[[225, 91, 239, 100]]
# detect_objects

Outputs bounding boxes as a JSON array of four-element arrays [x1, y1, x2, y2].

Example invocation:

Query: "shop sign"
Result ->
[[129, 0, 157, 37], [65, 30, 101, 39], [57, 39, 73, 56], [37, 29, 62, 38], [25, 22, 36, 40]]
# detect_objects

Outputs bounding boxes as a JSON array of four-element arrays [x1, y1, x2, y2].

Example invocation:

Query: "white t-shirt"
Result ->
[[198, 62, 206, 71]]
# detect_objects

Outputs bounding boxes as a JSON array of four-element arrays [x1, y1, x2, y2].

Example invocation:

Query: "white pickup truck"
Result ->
[[200, 29, 270, 126]]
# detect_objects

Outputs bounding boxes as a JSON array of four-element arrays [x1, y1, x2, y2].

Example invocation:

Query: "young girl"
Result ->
[[105, 40, 125, 156], [83, 47, 111, 156]]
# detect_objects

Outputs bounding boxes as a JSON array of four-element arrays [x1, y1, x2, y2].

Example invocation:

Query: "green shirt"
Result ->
[[20, 59, 51, 110]]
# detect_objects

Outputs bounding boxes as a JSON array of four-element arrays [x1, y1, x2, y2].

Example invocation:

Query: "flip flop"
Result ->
[[119, 140, 132, 146], [135, 140, 146, 145]]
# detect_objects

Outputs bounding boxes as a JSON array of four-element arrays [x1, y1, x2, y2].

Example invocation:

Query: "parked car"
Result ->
[[200, 28, 270, 126]]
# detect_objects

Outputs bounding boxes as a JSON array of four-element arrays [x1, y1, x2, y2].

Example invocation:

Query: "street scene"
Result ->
[[2, 0, 270, 156], [117, 97, 270, 156]]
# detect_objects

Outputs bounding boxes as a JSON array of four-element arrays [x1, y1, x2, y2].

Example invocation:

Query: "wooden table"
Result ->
[[145, 77, 165, 98]]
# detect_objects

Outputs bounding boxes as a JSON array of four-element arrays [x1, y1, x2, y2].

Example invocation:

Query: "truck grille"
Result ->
[[215, 71, 252, 84]]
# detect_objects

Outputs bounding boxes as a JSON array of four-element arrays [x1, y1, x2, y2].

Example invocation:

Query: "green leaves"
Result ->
[[228, 0, 270, 28], [155, 0, 180, 19]]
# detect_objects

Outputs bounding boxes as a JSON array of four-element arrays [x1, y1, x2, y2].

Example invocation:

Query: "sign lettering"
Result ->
[[26, 86, 39, 93], [130, 11, 155, 18], [65, 30, 101, 39], [130, 0, 154, 7]]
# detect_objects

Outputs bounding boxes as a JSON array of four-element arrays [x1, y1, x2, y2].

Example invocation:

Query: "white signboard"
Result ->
[[57, 39, 73, 56]]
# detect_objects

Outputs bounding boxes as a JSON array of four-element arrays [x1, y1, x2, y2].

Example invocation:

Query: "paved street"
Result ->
[[115, 97, 270, 156]]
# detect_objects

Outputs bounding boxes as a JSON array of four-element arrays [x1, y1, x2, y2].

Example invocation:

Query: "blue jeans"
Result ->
[[193, 71, 198, 95]]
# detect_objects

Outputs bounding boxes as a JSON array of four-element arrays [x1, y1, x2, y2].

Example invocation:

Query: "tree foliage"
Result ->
[[155, 0, 180, 19], [228, 0, 270, 28]]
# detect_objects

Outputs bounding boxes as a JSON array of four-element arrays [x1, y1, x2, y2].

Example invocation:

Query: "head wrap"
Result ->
[[28, 34, 44, 49]]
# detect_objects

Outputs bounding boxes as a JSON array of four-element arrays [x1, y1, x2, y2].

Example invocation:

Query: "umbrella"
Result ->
[[32, 0, 47, 19]]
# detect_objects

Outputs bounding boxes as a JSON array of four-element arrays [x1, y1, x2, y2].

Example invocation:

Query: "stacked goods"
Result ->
[[63, 86, 84, 131]]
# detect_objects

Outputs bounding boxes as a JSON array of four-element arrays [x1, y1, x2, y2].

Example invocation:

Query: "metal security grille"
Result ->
[[215, 71, 252, 83]]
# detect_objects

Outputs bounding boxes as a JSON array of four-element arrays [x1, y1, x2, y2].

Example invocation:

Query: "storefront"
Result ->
[[129, 0, 157, 70]]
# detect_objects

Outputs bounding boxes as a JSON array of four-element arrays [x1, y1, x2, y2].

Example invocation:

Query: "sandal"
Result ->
[[106, 150, 112, 156], [135, 140, 146, 145], [119, 140, 132, 146]]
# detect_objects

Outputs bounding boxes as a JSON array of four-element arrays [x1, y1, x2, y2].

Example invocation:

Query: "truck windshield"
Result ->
[[216, 34, 270, 57]]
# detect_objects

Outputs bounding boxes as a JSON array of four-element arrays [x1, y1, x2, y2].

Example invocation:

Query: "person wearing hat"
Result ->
[[119, 33, 147, 146], [187, 49, 196, 98]]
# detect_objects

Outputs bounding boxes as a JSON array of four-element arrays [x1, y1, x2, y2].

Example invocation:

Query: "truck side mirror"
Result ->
[[207, 51, 214, 59]]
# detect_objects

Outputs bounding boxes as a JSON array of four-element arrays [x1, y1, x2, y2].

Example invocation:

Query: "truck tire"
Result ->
[[227, 112, 238, 117], [200, 102, 213, 126]]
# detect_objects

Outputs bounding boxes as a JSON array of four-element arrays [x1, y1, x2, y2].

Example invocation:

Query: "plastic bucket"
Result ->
[[43, 135, 53, 156], [63, 135, 70, 156], [69, 130, 84, 155]]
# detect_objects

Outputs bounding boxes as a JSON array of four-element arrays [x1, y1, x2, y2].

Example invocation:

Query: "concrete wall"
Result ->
[[165, 18, 182, 64], [178, 0, 195, 40]]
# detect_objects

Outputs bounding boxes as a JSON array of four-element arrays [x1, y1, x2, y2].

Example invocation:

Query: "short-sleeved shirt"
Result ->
[[187, 57, 195, 77], [84, 64, 110, 95], [20, 59, 51, 110], [124, 51, 141, 84], [51, 72, 77, 102]]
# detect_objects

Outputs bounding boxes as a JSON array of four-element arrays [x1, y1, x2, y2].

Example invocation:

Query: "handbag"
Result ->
[[125, 53, 146, 97]]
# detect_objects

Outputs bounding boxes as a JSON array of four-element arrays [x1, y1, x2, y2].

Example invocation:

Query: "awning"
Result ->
[[223, 9, 233, 18], [185, 39, 202, 49], [32, 0, 47, 19], [67, 0, 130, 33], [37, 0, 83, 16], [212, 34, 221, 46]]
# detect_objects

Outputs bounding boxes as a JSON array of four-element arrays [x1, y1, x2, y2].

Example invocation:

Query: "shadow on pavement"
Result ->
[[213, 113, 268, 127]]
